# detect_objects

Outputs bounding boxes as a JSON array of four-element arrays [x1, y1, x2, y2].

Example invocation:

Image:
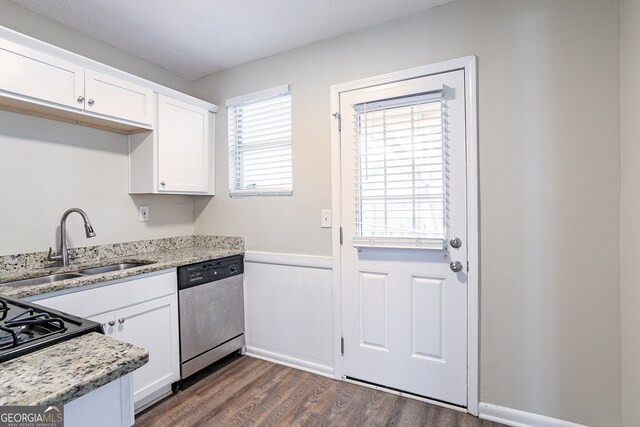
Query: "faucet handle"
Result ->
[[46, 247, 61, 262]]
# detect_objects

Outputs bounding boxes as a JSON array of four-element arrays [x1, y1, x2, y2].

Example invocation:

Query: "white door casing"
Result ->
[[330, 56, 478, 413]]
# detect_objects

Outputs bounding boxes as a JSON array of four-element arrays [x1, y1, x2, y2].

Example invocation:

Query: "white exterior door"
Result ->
[[340, 70, 468, 406]]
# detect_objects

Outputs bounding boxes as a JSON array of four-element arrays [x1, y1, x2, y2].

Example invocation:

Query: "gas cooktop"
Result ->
[[0, 295, 103, 363]]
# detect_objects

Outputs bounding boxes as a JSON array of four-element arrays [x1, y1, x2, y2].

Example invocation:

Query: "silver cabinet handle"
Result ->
[[88, 99, 95, 106], [107, 320, 115, 326], [160, 181, 166, 187], [77, 96, 85, 103], [450, 261, 463, 272], [118, 318, 125, 324]]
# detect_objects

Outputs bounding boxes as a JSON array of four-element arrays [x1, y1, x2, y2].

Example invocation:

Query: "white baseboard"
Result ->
[[246, 346, 334, 378], [479, 403, 587, 427]]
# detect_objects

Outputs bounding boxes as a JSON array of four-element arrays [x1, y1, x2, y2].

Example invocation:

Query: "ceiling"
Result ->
[[9, 0, 455, 81]]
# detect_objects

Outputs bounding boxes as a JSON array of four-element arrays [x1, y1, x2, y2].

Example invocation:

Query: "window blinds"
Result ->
[[227, 85, 292, 197], [353, 90, 448, 249]]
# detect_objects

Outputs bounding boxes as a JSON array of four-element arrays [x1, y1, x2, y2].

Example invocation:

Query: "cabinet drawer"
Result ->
[[34, 269, 176, 318], [0, 38, 84, 110]]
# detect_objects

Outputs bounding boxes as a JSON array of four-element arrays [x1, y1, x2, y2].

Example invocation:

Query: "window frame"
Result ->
[[226, 84, 293, 197]]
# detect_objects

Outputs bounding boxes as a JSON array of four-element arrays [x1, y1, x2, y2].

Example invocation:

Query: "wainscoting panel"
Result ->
[[244, 251, 334, 376]]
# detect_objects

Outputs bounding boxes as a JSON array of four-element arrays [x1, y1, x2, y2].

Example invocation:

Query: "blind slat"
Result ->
[[354, 94, 447, 244]]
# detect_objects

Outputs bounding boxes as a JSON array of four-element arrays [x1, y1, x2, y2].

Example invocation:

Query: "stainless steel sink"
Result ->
[[0, 273, 85, 288], [77, 262, 148, 275]]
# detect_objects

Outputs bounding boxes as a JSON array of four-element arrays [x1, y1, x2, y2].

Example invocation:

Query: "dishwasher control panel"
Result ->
[[178, 255, 244, 290]]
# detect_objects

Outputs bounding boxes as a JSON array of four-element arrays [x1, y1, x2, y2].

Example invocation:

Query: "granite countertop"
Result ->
[[0, 333, 148, 406], [0, 235, 243, 407], [0, 235, 245, 299]]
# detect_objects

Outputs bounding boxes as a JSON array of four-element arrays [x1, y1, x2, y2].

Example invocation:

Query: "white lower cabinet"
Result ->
[[64, 375, 134, 427], [33, 270, 180, 412]]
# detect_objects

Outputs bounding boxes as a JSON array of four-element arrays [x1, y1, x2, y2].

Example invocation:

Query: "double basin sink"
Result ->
[[0, 262, 149, 289]]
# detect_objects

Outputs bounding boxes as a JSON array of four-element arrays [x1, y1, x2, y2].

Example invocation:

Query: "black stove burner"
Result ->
[[0, 299, 8, 321], [0, 295, 103, 363]]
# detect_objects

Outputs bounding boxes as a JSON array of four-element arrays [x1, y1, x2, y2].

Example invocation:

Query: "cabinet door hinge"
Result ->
[[333, 112, 342, 132], [341, 337, 344, 355], [340, 227, 343, 245], [467, 261, 470, 272]]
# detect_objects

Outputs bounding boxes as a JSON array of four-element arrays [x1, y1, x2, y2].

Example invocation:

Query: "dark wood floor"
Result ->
[[136, 356, 504, 427]]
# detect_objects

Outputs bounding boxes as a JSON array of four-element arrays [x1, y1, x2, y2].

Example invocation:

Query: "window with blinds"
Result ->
[[353, 90, 448, 249], [227, 85, 292, 197]]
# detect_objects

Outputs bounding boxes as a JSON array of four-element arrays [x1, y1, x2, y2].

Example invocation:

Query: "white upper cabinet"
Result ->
[[85, 70, 153, 126], [129, 95, 215, 195], [0, 38, 85, 110], [0, 26, 217, 195], [0, 26, 217, 136], [157, 95, 212, 194]]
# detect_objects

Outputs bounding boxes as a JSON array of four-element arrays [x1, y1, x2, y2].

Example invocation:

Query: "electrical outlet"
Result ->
[[321, 209, 332, 228], [139, 206, 149, 222]]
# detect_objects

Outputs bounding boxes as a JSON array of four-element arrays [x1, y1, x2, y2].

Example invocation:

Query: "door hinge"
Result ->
[[339, 227, 343, 245], [467, 261, 470, 272], [341, 337, 344, 355], [333, 112, 342, 132]]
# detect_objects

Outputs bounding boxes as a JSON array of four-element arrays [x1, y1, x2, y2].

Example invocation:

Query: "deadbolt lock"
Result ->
[[449, 237, 462, 249]]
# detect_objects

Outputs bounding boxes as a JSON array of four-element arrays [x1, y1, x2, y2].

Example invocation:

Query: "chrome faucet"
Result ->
[[47, 208, 96, 267]]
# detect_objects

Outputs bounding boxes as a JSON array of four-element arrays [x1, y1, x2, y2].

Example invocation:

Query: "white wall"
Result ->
[[0, 0, 196, 256], [0, 110, 195, 255], [620, 1, 639, 426], [193, 1, 621, 425]]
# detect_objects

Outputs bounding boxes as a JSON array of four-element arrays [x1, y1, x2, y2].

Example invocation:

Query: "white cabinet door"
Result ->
[[157, 95, 212, 194], [85, 70, 153, 126], [114, 294, 179, 407], [0, 38, 84, 110]]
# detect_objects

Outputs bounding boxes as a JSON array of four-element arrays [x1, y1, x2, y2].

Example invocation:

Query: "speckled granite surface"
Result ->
[[0, 235, 244, 299], [0, 333, 148, 406]]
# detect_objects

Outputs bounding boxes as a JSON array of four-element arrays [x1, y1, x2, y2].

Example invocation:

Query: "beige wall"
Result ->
[[620, 1, 639, 426], [0, 0, 191, 94], [193, 0, 621, 425], [0, 0, 196, 255]]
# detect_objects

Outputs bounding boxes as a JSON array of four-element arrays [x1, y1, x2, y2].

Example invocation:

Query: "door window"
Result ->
[[353, 91, 448, 249]]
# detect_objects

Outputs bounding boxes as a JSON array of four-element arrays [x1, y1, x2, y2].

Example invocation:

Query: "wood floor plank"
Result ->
[[135, 356, 506, 427]]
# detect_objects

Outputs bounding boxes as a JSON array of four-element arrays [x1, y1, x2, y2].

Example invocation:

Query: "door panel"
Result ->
[[359, 271, 389, 350], [340, 70, 467, 406], [411, 275, 446, 361]]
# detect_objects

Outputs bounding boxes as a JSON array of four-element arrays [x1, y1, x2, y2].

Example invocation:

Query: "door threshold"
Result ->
[[343, 376, 468, 413]]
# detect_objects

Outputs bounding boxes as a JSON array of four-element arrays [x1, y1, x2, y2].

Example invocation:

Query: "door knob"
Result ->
[[118, 318, 125, 324], [107, 320, 115, 326], [450, 261, 463, 272], [87, 99, 95, 106], [449, 237, 462, 249], [77, 96, 85, 103]]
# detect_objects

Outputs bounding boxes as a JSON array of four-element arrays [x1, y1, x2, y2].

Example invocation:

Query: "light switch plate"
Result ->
[[139, 205, 149, 222], [321, 209, 332, 228]]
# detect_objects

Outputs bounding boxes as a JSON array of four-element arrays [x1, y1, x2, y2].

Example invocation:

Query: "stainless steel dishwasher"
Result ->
[[177, 255, 245, 379]]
